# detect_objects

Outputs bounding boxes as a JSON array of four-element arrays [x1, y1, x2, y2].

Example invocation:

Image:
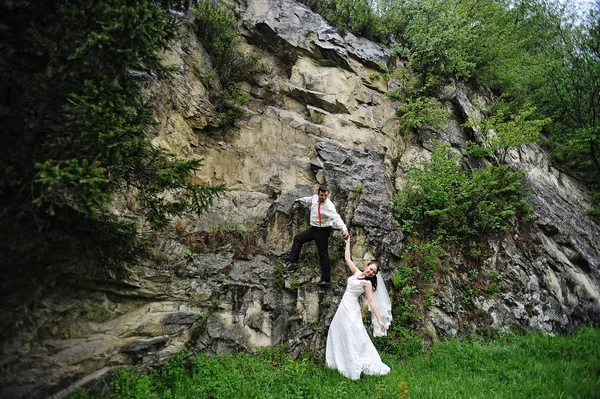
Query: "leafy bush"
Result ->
[[299, 0, 392, 40], [193, 0, 264, 126], [396, 96, 448, 132], [194, 0, 262, 84], [465, 101, 550, 164], [391, 142, 530, 319], [393, 0, 478, 81], [394, 142, 530, 243], [391, 265, 413, 290]]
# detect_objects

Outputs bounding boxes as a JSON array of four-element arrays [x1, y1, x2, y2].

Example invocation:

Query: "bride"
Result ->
[[325, 237, 392, 380]]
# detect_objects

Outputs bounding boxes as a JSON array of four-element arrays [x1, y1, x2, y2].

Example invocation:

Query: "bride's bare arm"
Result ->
[[363, 283, 387, 333], [344, 238, 358, 274]]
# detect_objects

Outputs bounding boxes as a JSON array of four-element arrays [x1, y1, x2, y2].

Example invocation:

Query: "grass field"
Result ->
[[73, 327, 600, 398]]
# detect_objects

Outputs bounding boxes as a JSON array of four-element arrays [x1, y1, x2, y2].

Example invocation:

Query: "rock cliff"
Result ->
[[1, 0, 599, 397]]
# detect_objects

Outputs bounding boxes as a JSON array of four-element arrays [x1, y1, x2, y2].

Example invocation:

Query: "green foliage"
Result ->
[[465, 102, 550, 164], [388, 241, 446, 333], [463, 284, 479, 305], [424, 289, 435, 310], [210, 297, 221, 310], [0, 0, 225, 271], [192, 0, 264, 127], [385, 1, 597, 216], [391, 265, 413, 290], [157, 0, 196, 12], [289, 276, 301, 291], [373, 327, 423, 358], [418, 240, 447, 281], [400, 284, 417, 297], [391, 0, 480, 82], [394, 142, 531, 243], [328, 235, 346, 262], [588, 206, 600, 224], [73, 328, 600, 398], [183, 249, 194, 260], [34, 159, 109, 217], [299, 0, 598, 217], [109, 369, 158, 399], [391, 142, 530, 319], [68, 388, 91, 399], [538, 5, 600, 213], [274, 265, 285, 287], [299, 0, 393, 40], [298, 0, 598, 216], [396, 96, 448, 132], [321, 298, 333, 308], [489, 269, 503, 281], [487, 283, 501, 294], [270, 42, 299, 77]]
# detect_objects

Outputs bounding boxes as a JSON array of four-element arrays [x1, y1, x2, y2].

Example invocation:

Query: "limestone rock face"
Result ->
[[236, 0, 389, 70], [2, 0, 599, 397]]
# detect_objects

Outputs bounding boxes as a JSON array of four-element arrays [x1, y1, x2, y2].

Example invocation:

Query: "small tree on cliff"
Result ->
[[0, 0, 225, 271]]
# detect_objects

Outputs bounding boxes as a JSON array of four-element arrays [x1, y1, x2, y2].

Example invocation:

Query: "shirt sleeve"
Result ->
[[327, 201, 348, 232], [297, 195, 314, 206]]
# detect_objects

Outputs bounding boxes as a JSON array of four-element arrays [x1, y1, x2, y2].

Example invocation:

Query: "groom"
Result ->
[[284, 186, 350, 287]]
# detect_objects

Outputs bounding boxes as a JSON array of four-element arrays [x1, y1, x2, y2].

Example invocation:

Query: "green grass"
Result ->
[[72, 328, 600, 399]]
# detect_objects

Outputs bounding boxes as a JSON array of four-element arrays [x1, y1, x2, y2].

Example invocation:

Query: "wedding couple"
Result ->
[[284, 186, 392, 380]]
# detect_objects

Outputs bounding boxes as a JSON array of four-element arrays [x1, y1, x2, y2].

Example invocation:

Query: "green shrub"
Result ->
[[424, 289, 436, 310], [299, 0, 392, 40], [465, 102, 550, 164], [194, 0, 261, 83], [489, 269, 503, 281], [392, 142, 530, 317], [289, 276, 301, 291], [391, 265, 413, 290], [394, 141, 530, 243], [396, 96, 448, 132], [193, 0, 264, 126], [587, 193, 600, 223], [487, 283, 501, 294]]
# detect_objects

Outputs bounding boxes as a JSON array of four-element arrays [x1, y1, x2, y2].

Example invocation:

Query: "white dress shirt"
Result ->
[[298, 195, 348, 232]]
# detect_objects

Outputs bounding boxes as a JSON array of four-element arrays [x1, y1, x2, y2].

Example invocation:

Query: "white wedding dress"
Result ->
[[325, 271, 391, 380]]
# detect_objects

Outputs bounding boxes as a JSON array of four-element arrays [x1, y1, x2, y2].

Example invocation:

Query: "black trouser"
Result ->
[[289, 226, 333, 282]]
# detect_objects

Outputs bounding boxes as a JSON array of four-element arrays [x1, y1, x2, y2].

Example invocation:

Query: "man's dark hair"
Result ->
[[318, 185, 329, 193]]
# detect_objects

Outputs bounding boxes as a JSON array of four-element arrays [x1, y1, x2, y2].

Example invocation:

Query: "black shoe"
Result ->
[[284, 263, 298, 272], [316, 281, 331, 288]]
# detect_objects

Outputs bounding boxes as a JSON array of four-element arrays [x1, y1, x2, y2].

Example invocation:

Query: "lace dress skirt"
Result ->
[[325, 272, 390, 380]]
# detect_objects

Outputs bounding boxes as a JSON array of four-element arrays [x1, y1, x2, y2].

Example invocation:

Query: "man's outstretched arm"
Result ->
[[294, 196, 313, 206]]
